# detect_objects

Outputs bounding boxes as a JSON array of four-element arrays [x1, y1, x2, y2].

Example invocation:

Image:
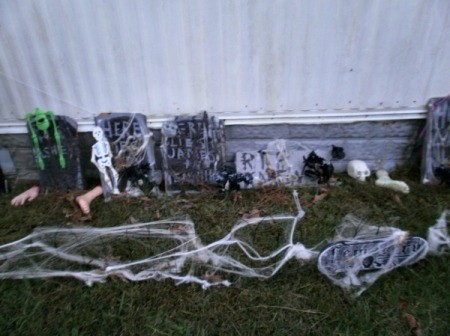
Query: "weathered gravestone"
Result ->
[[422, 97, 450, 185], [160, 112, 225, 194], [235, 140, 333, 187], [25, 109, 84, 191], [94, 113, 160, 198]]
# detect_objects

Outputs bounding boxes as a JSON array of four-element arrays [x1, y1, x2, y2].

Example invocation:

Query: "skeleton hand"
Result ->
[[11, 186, 40, 206]]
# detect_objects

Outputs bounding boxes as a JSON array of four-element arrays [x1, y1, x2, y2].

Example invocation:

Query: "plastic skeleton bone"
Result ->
[[25, 108, 66, 170], [91, 127, 120, 195], [375, 170, 410, 193]]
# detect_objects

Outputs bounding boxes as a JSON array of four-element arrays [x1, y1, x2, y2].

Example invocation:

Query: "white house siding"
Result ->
[[0, 1, 446, 179], [0, 0, 449, 131]]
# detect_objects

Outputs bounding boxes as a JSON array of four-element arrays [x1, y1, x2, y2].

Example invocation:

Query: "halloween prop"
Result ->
[[375, 170, 410, 193], [0, 167, 6, 194], [0, 147, 16, 193], [11, 109, 84, 206], [26, 108, 65, 170], [302, 151, 334, 184], [421, 96, 450, 185], [0, 191, 310, 288], [318, 214, 428, 297], [91, 126, 120, 196], [93, 113, 160, 199], [11, 186, 40, 206], [214, 166, 253, 191], [427, 210, 450, 255], [76, 186, 104, 215], [25, 108, 84, 190], [1, 190, 445, 297], [236, 141, 342, 187], [347, 160, 371, 181], [160, 112, 226, 194]]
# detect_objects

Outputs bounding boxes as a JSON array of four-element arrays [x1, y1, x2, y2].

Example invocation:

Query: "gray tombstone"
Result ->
[[421, 97, 450, 185], [160, 112, 226, 194], [94, 113, 160, 198]]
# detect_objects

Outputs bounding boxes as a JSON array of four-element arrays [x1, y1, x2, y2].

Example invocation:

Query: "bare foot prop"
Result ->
[[375, 170, 410, 194], [11, 186, 40, 206], [76, 186, 103, 215]]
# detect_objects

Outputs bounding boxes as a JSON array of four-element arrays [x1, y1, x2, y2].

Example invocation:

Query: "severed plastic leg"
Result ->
[[76, 186, 103, 214]]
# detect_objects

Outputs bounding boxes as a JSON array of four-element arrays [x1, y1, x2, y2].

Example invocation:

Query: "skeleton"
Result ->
[[91, 127, 120, 195], [347, 160, 371, 181], [161, 121, 178, 138]]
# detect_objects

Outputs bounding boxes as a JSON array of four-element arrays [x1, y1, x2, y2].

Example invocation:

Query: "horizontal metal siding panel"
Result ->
[[0, 0, 449, 126]]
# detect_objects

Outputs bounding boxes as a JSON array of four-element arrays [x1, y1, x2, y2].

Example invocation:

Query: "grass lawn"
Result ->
[[1, 171, 449, 335]]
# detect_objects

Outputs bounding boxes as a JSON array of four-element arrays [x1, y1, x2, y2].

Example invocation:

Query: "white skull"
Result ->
[[92, 126, 104, 141], [162, 121, 178, 138], [347, 160, 371, 181]]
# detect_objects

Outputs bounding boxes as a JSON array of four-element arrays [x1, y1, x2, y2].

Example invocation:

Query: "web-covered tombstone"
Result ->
[[235, 140, 344, 188], [160, 112, 226, 194], [93, 113, 161, 199], [421, 97, 450, 186], [25, 108, 84, 191]]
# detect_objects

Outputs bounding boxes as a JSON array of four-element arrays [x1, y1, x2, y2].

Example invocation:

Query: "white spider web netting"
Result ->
[[427, 210, 450, 255], [0, 192, 316, 289], [1, 190, 447, 297]]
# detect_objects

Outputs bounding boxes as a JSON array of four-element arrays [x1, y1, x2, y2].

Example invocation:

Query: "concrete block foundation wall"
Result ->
[[0, 120, 424, 183]]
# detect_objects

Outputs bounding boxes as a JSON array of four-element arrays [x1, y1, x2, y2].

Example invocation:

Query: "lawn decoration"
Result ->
[[11, 108, 84, 206], [26, 108, 65, 171], [0, 167, 4, 194], [1, 191, 447, 297], [0, 191, 311, 288], [427, 210, 450, 255], [375, 170, 410, 193], [302, 151, 334, 184], [160, 112, 226, 194], [0, 146, 16, 193], [214, 165, 253, 191], [236, 141, 342, 187], [317, 214, 428, 297], [347, 160, 371, 181], [11, 186, 40, 206], [421, 96, 450, 185], [91, 126, 120, 196], [93, 113, 160, 199]]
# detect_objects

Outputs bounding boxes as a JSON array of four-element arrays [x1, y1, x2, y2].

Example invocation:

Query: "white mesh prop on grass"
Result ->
[[318, 215, 429, 297], [0, 192, 316, 288], [0, 193, 445, 296], [427, 210, 450, 255]]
